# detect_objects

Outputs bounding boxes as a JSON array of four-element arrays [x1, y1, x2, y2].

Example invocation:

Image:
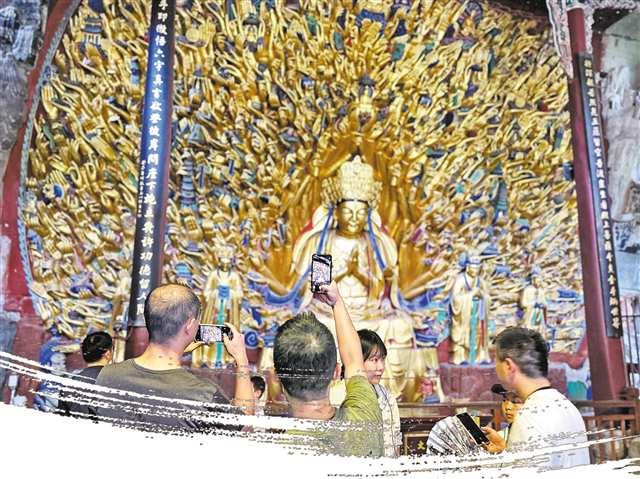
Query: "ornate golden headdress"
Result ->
[[321, 156, 382, 208], [213, 243, 235, 262]]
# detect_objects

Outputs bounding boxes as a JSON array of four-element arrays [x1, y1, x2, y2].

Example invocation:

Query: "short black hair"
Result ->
[[494, 327, 548, 378], [251, 375, 266, 396], [82, 331, 113, 363], [144, 284, 201, 344], [274, 310, 336, 401], [340, 329, 388, 379], [358, 329, 387, 360]]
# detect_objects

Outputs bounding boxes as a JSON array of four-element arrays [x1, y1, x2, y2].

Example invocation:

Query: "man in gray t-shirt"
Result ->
[[96, 284, 254, 432], [97, 358, 230, 431]]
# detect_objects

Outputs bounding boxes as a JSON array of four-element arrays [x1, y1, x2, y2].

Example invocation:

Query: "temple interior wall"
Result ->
[[602, 13, 640, 89], [1, 1, 639, 404], [600, 13, 640, 296]]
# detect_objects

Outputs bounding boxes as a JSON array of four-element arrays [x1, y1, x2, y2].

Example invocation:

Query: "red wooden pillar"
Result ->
[[567, 8, 627, 400]]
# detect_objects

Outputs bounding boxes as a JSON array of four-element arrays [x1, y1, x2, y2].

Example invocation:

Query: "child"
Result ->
[[251, 375, 266, 416], [491, 383, 523, 442]]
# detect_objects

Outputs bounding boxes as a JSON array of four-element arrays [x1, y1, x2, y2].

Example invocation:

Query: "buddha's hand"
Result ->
[[42, 85, 59, 120], [382, 266, 395, 280], [314, 281, 340, 308], [480, 426, 506, 454], [389, 163, 402, 186], [347, 248, 359, 274]]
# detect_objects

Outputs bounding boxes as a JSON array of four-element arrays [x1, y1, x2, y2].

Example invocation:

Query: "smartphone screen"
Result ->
[[311, 254, 332, 293], [196, 325, 231, 344], [456, 413, 489, 445]]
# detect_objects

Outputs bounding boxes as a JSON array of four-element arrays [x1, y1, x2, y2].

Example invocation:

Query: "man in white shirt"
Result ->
[[482, 327, 590, 469]]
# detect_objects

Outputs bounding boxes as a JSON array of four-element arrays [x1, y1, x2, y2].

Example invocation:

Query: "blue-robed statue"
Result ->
[[33, 337, 68, 413]]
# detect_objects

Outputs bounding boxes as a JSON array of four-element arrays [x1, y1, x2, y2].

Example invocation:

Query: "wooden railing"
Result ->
[[263, 397, 640, 460], [399, 399, 640, 461]]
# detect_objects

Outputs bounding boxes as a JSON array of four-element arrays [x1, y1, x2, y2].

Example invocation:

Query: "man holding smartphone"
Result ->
[[274, 281, 384, 457], [481, 327, 589, 469], [96, 284, 254, 431]]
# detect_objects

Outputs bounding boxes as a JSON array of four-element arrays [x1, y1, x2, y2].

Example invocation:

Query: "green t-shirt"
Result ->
[[289, 375, 384, 457]]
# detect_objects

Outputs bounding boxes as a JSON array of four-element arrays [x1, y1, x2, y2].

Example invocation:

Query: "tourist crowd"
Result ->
[[49, 282, 589, 468]]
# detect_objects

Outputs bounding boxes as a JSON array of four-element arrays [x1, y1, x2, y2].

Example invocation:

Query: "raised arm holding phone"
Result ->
[[221, 323, 255, 414], [314, 282, 365, 380], [273, 279, 384, 457]]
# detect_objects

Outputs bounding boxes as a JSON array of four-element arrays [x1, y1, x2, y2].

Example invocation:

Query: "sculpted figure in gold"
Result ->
[[192, 243, 243, 368], [519, 266, 548, 339], [449, 251, 491, 366], [110, 270, 131, 364]]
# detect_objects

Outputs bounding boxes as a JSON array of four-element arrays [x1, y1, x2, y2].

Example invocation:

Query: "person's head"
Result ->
[[494, 327, 549, 390], [274, 311, 337, 402], [144, 284, 201, 349], [501, 391, 523, 424], [82, 331, 113, 364], [358, 329, 387, 385], [251, 375, 266, 401]]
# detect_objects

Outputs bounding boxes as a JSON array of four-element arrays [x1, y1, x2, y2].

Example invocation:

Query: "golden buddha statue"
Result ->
[[253, 156, 427, 399], [192, 243, 243, 368], [449, 251, 491, 366], [519, 266, 548, 339]]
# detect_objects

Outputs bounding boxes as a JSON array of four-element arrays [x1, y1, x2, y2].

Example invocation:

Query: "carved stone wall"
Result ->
[[0, 0, 45, 193], [0, 0, 45, 394], [600, 13, 640, 294]]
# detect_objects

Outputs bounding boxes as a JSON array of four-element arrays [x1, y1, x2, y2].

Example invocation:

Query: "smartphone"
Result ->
[[456, 412, 489, 445], [311, 254, 332, 293], [195, 325, 233, 344]]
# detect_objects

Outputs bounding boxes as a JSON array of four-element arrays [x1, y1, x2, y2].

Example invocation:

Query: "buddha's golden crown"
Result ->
[[322, 156, 382, 208], [213, 243, 234, 261]]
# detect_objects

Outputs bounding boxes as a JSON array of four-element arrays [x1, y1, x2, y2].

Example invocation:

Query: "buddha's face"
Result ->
[[336, 200, 368, 237]]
